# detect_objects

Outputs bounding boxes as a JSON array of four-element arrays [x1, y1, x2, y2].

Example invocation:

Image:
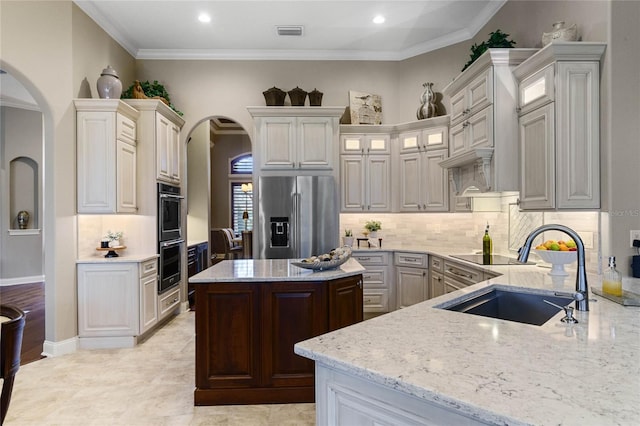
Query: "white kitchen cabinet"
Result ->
[[78, 256, 160, 349], [156, 113, 181, 184], [315, 364, 481, 426], [75, 99, 139, 214], [397, 122, 449, 212], [395, 252, 428, 309], [340, 132, 391, 212], [248, 107, 344, 172], [158, 285, 181, 320], [124, 99, 185, 188], [352, 252, 393, 319], [514, 42, 605, 210], [443, 259, 485, 293], [429, 256, 445, 299], [139, 258, 159, 335], [441, 48, 537, 195]]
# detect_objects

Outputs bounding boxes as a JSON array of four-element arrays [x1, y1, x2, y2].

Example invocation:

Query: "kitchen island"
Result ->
[[295, 265, 640, 425], [189, 258, 365, 406]]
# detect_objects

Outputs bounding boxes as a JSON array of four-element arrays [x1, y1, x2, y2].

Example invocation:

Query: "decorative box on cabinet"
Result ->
[[394, 252, 428, 309], [440, 48, 537, 195], [397, 120, 449, 212], [340, 128, 392, 212], [352, 251, 393, 319], [513, 42, 605, 210], [77, 256, 159, 349], [75, 99, 139, 213], [124, 100, 185, 186], [247, 107, 344, 172]]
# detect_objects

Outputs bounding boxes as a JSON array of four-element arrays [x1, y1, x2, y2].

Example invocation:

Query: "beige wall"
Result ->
[[0, 106, 43, 279], [186, 121, 211, 245], [1, 1, 135, 346], [0, 0, 637, 347]]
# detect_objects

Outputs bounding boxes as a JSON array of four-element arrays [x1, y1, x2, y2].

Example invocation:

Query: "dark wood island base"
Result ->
[[191, 260, 364, 406]]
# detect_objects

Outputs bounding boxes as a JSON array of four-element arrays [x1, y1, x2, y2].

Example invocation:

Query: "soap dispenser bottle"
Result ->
[[482, 223, 492, 264], [602, 256, 623, 296]]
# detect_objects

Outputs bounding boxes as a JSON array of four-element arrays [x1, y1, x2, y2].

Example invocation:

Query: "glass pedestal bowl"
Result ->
[[534, 250, 577, 276]]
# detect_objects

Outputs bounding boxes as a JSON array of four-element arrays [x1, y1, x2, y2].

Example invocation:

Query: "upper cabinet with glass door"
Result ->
[[513, 42, 606, 210]]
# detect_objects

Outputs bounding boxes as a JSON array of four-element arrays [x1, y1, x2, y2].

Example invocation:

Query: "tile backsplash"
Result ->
[[340, 196, 600, 274]]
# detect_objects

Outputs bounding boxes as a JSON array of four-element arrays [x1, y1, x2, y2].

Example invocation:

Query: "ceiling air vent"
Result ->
[[276, 25, 304, 37]]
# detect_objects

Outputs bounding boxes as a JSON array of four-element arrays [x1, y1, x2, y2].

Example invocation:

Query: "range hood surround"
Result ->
[[439, 148, 494, 194]]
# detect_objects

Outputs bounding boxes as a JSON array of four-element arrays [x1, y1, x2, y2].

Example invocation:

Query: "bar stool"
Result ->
[[1, 305, 26, 425]]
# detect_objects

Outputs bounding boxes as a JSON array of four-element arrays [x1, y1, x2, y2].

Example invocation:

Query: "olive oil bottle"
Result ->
[[482, 223, 492, 264]]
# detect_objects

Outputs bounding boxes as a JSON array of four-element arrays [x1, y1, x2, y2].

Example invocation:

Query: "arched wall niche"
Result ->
[[9, 155, 39, 229]]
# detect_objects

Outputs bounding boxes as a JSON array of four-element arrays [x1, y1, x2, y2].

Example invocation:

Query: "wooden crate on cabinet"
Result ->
[[75, 99, 139, 214], [513, 42, 605, 210]]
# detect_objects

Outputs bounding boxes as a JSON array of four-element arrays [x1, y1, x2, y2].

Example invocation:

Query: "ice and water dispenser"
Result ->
[[270, 217, 290, 248]]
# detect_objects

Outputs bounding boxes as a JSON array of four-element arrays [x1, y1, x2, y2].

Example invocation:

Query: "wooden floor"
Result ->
[[0, 282, 45, 365]]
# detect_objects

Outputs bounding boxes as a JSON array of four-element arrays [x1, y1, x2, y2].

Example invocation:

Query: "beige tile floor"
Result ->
[[5, 311, 315, 425]]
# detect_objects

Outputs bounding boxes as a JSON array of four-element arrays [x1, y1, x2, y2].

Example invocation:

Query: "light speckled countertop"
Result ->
[[295, 251, 640, 425], [189, 258, 365, 283], [76, 254, 158, 263]]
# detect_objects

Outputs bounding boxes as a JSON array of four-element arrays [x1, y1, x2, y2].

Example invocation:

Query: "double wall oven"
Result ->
[[158, 183, 184, 294]]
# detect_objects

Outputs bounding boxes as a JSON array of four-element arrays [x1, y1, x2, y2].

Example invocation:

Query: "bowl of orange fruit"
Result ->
[[534, 239, 577, 276]]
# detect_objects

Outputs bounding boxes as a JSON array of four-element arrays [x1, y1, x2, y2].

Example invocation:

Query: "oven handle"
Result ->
[[160, 193, 185, 200], [161, 239, 185, 248]]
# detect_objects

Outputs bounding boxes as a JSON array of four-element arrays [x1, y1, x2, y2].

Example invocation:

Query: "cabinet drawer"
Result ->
[[361, 270, 385, 286], [363, 290, 389, 313], [353, 252, 389, 265], [140, 258, 158, 278], [394, 252, 428, 268], [444, 260, 484, 286], [158, 287, 180, 317], [430, 256, 444, 272], [116, 113, 136, 145]]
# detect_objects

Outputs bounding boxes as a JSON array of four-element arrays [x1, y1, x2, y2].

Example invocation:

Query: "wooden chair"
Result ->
[[1, 305, 26, 425], [210, 229, 243, 263]]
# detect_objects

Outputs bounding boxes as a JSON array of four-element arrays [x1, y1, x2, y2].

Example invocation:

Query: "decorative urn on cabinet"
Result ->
[[96, 65, 123, 99]]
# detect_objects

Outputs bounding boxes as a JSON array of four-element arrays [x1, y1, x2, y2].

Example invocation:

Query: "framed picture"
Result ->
[[349, 90, 382, 124]]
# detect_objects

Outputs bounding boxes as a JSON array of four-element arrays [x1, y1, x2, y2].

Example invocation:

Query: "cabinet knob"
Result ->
[[423, 204, 427, 210]]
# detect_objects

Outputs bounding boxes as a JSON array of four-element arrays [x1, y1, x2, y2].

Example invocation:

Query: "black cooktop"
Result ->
[[450, 254, 534, 266]]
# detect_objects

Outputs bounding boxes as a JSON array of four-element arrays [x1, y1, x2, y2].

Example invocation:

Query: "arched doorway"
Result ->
[[185, 116, 252, 301], [0, 68, 46, 364]]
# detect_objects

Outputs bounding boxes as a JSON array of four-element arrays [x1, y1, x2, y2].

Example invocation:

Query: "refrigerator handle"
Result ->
[[292, 192, 299, 258]]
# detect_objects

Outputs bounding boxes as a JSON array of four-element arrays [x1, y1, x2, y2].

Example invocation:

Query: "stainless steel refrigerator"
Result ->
[[258, 176, 338, 259]]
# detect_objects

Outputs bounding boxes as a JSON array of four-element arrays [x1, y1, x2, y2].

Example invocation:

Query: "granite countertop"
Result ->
[[295, 263, 640, 425], [76, 253, 158, 263], [189, 258, 365, 283]]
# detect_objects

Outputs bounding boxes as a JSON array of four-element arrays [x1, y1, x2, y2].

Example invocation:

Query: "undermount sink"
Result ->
[[435, 285, 575, 326]]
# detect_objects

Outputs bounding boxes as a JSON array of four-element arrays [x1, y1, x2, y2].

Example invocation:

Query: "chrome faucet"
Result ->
[[517, 224, 589, 311]]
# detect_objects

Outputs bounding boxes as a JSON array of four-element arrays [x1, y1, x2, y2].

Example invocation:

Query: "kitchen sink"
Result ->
[[436, 286, 575, 326]]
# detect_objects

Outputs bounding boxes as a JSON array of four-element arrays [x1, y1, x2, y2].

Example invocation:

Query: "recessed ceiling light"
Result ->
[[373, 15, 385, 24], [198, 13, 211, 23]]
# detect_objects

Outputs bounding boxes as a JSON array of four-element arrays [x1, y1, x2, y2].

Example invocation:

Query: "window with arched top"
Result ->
[[229, 153, 253, 232]]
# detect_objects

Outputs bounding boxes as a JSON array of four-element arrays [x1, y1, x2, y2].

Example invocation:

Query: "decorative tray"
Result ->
[[291, 255, 351, 271], [591, 286, 640, 306]]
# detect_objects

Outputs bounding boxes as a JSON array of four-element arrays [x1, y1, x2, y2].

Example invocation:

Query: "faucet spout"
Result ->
[[517, 224, 589, 311]]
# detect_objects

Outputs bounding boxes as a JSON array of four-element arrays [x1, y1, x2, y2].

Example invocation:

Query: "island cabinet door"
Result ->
[[195, 283, 262, 390], [261, 282, 328, 388], [328, 275, 363, 331]]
